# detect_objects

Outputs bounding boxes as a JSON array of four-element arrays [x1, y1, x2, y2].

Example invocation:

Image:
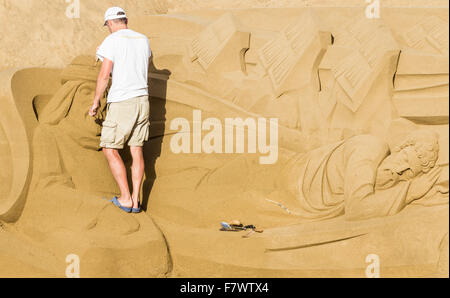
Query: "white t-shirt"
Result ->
[[96, 29, 151, 103]]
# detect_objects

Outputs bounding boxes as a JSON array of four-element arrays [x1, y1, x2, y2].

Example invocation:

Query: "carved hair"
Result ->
[[393, 129, 440, 173]]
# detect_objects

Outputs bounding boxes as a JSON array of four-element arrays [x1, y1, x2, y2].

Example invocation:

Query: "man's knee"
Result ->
[[130, 147, 144, 164], [103, 148, 118, 159], [130, 146, 143, 156]]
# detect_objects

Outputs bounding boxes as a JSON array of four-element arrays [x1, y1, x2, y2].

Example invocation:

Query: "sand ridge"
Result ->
[[0, 1, 448, 277]]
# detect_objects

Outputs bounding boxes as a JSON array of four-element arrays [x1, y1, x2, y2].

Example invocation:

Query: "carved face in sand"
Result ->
[[63, 81, 105, 147], [38, 56, 107, 150], [376, 130, 440, 188]]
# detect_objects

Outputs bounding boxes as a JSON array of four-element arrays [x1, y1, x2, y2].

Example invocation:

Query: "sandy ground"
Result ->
[[0, 1, 448, 277]]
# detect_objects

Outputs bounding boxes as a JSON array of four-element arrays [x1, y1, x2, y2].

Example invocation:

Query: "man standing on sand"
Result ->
[[89, 7, 152, 213]]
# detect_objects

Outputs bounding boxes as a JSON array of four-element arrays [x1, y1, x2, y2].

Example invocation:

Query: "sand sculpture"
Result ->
[[394, 16, 449, 126], [258, 12, 331, 97], [0, 57, 169, 277], [277, 130, 445, 221], [189, 13, 250, 73], [0, 3, 448, 278], [317, 17, 400, 141]]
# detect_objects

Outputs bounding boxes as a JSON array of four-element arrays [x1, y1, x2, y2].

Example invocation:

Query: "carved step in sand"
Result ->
[[401, 16, 449, 55], [393, 38, 449, 125], [393, 96, 449, 125]]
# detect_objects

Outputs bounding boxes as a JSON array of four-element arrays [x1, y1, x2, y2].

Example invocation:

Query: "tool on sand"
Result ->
[[220, 220, 264, 238]]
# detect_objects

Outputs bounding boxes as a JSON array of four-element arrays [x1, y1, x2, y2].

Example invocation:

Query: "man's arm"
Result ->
[[344, 144, 441, 220], [89, 58, 113, 117], [344, 181, 411, 221], [341, 136, 405, 221]]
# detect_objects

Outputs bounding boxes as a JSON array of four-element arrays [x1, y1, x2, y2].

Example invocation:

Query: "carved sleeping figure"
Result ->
[[277, 130, 448, 221]]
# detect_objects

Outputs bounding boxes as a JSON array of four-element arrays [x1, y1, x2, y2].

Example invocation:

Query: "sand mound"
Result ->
[[0, 1, 448, 277]]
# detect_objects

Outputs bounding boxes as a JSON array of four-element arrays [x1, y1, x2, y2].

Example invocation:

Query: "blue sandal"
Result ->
[[112, 197, 132, 213], [132, 202, 141, 214]]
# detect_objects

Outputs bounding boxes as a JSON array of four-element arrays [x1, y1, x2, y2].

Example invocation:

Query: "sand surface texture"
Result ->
[[0, 0, 448, 277]]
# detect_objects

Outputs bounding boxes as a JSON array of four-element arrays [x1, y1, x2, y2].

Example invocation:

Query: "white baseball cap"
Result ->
[[104, 7, 127, 26]]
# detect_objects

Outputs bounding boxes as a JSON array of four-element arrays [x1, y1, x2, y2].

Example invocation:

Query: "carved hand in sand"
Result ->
[[406, 166, 442, 204]]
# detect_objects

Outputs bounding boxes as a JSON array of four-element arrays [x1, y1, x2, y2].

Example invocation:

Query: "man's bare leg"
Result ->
[[130, 146, 145, 209], [103, 148, 132, 208]]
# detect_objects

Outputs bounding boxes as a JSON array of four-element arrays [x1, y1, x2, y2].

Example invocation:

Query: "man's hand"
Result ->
[[90, 58, 113, 118], [89, 101, 100, 117], [406, 166, 441, 204]]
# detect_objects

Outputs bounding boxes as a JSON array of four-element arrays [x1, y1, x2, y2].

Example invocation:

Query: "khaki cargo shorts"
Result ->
[[100, 96, 150, 149]]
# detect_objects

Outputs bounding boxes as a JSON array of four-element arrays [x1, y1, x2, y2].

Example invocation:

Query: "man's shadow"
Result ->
[[121, 58, 171, 211]]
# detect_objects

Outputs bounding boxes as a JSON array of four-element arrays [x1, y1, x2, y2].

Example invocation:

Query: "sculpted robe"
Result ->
[[280, 135, 414, 221]]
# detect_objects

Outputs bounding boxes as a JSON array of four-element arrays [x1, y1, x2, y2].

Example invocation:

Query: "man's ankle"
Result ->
[[120, 195, 132, 202]]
